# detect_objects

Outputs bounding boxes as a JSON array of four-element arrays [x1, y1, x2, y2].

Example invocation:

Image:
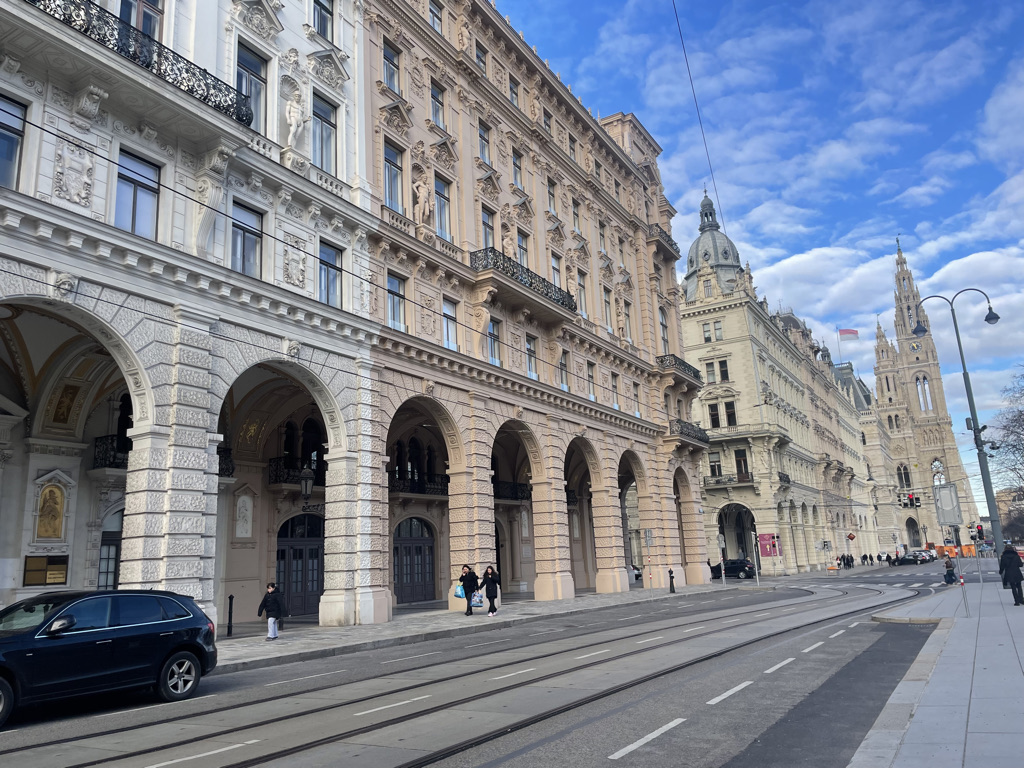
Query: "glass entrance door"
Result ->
[[393, 517, 435, 603]]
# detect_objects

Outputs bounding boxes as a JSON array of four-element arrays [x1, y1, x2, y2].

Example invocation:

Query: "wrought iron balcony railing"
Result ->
[[778, 471, 792, 486], [470, 247, 577, 313], [669, 419, 709, 444], [656, 354, 704, 384], [26, 0, 253, 126], [649, 223, 681, 257], [93, 434, 131, 470], [269, 457, 327, 486], [389, 474, 450, 496], [494, 480, 532, 500], [702, 473, 755, 487]]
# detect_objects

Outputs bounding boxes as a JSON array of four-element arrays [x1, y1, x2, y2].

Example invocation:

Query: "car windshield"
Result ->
[[0, 596, 72, 631]]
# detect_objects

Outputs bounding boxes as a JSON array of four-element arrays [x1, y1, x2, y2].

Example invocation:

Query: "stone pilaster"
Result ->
[[593, 481, 629, 594], [531, 471, 575, 601]]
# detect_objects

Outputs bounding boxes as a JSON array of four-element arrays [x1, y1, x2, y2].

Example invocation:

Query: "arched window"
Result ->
[[923, 376, 932, 410], [887, 415, 894, 430], [860, 431, 866, 445], [916, 376, 926, 410], [894, 414, 901, 429], [885, 375, 891, 393], [897, 463, 911, 489], [931, 459, 945, 486]]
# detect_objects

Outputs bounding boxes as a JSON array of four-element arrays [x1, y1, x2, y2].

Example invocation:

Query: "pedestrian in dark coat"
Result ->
[[943, 556, 956, 585], [999, 545, 1024, 606], [257, 582, 286, 640], [886, 553, 893, 567], [481, 565, 501, 616], [459, 565, 479, 616]]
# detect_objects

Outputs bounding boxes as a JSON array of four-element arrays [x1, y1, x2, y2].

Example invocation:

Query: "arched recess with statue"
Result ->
[[489, 420, 541, 596]]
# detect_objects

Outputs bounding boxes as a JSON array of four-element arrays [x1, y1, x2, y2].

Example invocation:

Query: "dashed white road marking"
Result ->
[[466, 639, 510, 648], [683, 626, 706, 632], [145, 740, 261, 768], [722, 618, 740, 624], [802, 642, 825, 653], [608, 719, 686, 760], [528, 628, 566, 637], [910, 583, 924, 587], [707, 681, 753, 705], [754, 612, 771, 617], [266, 670, 346, 686], [354, 695, 431, 716], [636, 636, 664, 644], [576, 649, 611, 659], [617, 614, 645, 621], [381, 652, 441, 664], [829, 630, 845, 639], [491, 668, 536, 680], [764, 658, 795, 674], [849, 622, 861, 627], [95, 695, 215, 717]]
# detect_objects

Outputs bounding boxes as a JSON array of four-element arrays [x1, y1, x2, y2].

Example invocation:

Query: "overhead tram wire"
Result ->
[[0, 106, 681, 406], [670, 0, 727, 234]]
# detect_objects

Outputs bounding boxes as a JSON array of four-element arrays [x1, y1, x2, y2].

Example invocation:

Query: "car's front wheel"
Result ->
[[0, 677, 14, 729], [737, 570, 749, 579], [157, 651, 201, 702]]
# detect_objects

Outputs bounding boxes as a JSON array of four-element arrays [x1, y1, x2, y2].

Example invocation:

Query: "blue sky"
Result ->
[[501, 0, 1024, 511]]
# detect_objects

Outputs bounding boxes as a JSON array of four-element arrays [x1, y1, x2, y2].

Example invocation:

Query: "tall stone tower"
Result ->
[[873, 240, 977, 547]]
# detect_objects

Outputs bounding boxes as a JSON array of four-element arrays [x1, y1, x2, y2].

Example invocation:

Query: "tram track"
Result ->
[[2, 584, 915, 768]]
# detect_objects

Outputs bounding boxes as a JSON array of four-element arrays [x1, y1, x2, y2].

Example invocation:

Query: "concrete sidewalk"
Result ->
[[848, 563, 1024, 768]]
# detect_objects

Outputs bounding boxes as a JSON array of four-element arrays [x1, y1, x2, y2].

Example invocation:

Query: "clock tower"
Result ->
[[874, 239, 977, 547]]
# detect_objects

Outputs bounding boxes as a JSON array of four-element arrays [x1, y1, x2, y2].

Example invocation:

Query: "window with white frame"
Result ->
[[551, 253, 561, 288], [512, 150, 523, 189], [383, 142, 403, 213], [481, 207, 495, 249], [703, 279, 713, 298], [704, 362, 716, 384], [559, 351, 570, 391], [516, 231, 529, 265], [623, 301, 632, 340], [587, 362, 596, 400], [526, 335, 538, 379], [313, 0, 333, 40], [508, 76, 519, 107], [568, 135, 577, 163], [577, 271, 588, 318], [659, 308, 670, 354], [442, 298, 458, 351], [478, 121, 491, 164], [614, 179, 621, 201], [428, 0, 443, 33], [702, 322, 712, 343], [434, 175, 451, 241], [547, 178, 557, 214], [311, 94, 336, 173], [114, 151, 159, 239], [119, 0, 162, 37], [318, 242, 343, 308], [632, 382, 641, 416], [387, 273, 406, 331], [488, 320, 501, 366], [0, 95, 26, 190], [714, 320, 723, 340], [603, 288, 613, 331], [236, 44, 266, 134], [598, 221, 606, 252], [230, 203, 262, 278], [611, 372, 619, 409], [542, 109, 551, 132], [572, 199, 580, 232], [475, 42, 487, 72], [430, 81, 445, 129], [382, 41, 401, 93]]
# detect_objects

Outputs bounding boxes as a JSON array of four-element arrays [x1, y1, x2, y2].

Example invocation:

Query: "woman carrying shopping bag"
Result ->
[[459, 564, 480, 616], [481, 565, 501, 617]]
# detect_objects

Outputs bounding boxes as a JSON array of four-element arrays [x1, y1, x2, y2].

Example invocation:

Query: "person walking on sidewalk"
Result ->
[[459, 564, 479, 616], [257, 582, 286, 641], [886, 553, 893, 567], [999, 544, 1024, 606], [481, 565, 501, 617], [943, 555, 956, 585]]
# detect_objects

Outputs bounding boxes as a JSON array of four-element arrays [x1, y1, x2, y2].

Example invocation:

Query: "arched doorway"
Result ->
[[717, 503, 755, 560], [905, 517, 921, 549], [276, 513, 324, 616], [565, 438, 599, 590], [393, 516, 436, 604], [491, 421, 537, 595]]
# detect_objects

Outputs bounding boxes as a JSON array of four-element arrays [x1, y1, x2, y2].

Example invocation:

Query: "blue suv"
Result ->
[[0, 590, 217, 728]]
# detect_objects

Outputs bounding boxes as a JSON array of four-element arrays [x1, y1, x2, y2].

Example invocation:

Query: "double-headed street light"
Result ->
[[912, 288, 1001, 548]]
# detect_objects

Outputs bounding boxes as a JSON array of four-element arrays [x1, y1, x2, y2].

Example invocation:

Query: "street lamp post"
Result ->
[[922, 524, 928, 547], [913, 289, 1002, 548]]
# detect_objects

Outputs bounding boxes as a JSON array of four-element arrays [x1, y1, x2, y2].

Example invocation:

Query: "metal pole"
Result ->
[[227, 593, 234, 637], [752, 531, 761, 587], [948, 526, 970, 618]]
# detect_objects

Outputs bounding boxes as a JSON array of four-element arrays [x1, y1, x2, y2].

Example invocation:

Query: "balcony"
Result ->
[[702, 473, 756, 488], [25, 0, 252, 126], [778, 471, 792, 486], [669, 419, 709, 445], [648, 223, 681, 259], [269, 457, 327, 487], [389, 475, 450, 496], [469, 247, 577, 322], [93, 434, 131, 470], [656, 354, 703, 388], [494, 481, 532, 501]]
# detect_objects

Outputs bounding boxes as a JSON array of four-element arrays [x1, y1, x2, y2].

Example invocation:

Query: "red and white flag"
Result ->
[[838, 329, 859, 340]]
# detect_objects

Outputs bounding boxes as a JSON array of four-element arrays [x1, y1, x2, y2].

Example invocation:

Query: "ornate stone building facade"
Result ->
[[680, 196, 883, 572], [0, 0, 708, 625]]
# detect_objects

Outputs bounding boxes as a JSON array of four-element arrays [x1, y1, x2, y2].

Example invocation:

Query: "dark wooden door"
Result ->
[[276, 514, 324, 616], [393, 517, 435, 603]]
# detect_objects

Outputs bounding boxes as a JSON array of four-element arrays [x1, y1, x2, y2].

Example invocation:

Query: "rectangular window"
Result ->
[[598, 222, 606, 252], [236, 44, 266, 134], [516, 231, 529, 265], [481, 207, 495, 250], [572, 199, 580, 232], [623, 301, 632, 341], [618, 238, 625, 262], [577, 272, 588, 318], [0, 95, 26, 190], [475, 42, 488, 72], [551, 253, 561, 288], [311, 94, 336, 173], [569, 136, 577, 162], [313, 0, 333, 40], [604, 288, 613, 331], [488, 320, 501, 366], [709, 403, 721, 429], [508, 76, 519, 107], [719, 360, 729, 382], [119, 0, 162, 37], [705, 362, 716, 384], [559, 352, 570, 391], [632, 382, 641, 416], [611, 372, 619, 409], [430, 81, 445, 129], [442, 298, 458, 351], [709, 451, 722, 477], [512, 150, 523, 189], [660, 309, 670, 355], [428, 0, 443, 33], [714, 320, 723, 340], [387, 273, 406, 331], [543, 109, 552, 132], [547, 178, 557, 214], [704, 280, 713, 298], [702, 322, 712, 343], [587, 362, 596, 400], [114, 151, 159, 239], [735, 448, 749, 478], [318, 242, 343, 308], [434, 176, 451, 241], [384, 142, 403, 213], [230, 203, 261, 278], [383, 41, 401, 94], [614, 179, 621, 201], [526, 335, 538, 379], [478, 121, 491, 165], [594, 159, 602, 180], [725, 400, 737, 427]]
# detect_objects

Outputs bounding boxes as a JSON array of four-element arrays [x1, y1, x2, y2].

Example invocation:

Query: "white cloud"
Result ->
[[977, 55, 1024, 173]]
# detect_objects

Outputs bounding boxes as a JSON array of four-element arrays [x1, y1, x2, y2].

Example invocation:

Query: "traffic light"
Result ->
[[978, 525, 984, 539]]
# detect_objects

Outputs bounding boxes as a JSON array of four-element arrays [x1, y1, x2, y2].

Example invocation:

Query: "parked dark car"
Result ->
[[0, 590, 217, 728], [710, 559, 757, 579], [895, 552, 928, 565]]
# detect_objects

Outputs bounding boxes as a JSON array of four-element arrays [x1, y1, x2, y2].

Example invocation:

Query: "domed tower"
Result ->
[[684, 193, 743, 302]]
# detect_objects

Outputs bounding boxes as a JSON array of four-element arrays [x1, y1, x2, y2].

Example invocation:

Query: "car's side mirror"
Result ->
[[48, 615, 76, 635]]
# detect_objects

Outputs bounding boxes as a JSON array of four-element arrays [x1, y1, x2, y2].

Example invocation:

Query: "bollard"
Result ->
[[668, 569, 675, 593], [227, 594, 234, 637]]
